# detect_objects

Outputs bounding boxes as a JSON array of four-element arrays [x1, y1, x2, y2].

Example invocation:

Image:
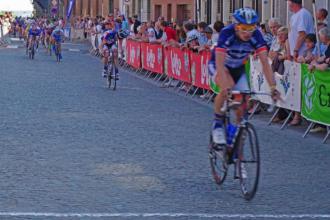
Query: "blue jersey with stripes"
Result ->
[[102, 29, 117, 46], [210, 24, 267, 69], [28, 28, 42, 37], [51, 29, 64, 43]]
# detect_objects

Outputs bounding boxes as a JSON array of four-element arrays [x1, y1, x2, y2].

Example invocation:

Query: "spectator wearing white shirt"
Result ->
[[288, 0, 315, 59], [287, 0, 315, 126], [147, 22, 157, 43]]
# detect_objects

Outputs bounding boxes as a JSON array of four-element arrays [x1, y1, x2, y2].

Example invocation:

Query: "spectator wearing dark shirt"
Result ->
[[132, 15, 141, 35]]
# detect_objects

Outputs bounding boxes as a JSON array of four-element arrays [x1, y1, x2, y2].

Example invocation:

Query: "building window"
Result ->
[[109, 0, 114, 14], [138, 0, 142, 16], [217, 0, 223, 21], [88, 0, 91, 16], [177, 4, 189, 24], [80, 0, 83, 15], [206, 0, 212, 24], [132, 0, 135, 15], [217, 0, 221, 13], [147, 0, 151, 21], [167, 4, 172, 22], [155, 5, 162, 21]]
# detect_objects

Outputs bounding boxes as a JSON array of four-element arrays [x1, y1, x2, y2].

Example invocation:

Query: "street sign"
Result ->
[[51, 7, 58, 15]]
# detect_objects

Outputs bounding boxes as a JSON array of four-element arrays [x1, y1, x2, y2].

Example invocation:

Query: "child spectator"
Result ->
[[297, 33, 316, 64], [260, 23, 273, 49], [211, 21, 224, 46]]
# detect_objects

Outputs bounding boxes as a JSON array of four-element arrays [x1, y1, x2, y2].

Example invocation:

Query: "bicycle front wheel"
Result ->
[[209, 135, 228, 185], [237, 122, 260, 201]]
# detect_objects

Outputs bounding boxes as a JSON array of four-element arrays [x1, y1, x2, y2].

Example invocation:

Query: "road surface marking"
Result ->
[[0, 213, 328, 218]]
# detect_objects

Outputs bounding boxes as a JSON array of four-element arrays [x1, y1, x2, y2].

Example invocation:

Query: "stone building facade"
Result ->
[[59, 0, 330, 25]]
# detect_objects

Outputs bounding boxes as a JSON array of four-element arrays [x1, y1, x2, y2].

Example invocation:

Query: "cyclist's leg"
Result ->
[[111, 45, 119, 77], [102, 45, 110, 77], [212, 67, 235, 145], [36, 36, 40, 50], [232, 73, 250, 124], [28, 36, 33, 49], [27, 36, 31, 49], [58, 42, 62, 59]]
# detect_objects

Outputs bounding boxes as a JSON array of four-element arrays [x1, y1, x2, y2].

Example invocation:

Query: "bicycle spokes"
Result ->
[[238, 123, 260, 200]]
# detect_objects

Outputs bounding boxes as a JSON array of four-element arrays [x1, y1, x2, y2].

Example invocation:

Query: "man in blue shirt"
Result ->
[[209, 8, 280, 146]]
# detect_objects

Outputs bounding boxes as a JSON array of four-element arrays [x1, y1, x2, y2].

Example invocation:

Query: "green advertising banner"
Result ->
[[301, 64, 330, 126]]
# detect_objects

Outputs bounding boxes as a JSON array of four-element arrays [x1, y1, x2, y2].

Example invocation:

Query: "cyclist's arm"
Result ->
[[214, 28, 230, 88], [215, 48, 227, 87], [258, 50, 276, 88]]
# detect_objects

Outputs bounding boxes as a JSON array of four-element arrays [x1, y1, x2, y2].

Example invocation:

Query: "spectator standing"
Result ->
[[211, 21, 224, 46], [316, 8, 328, 25], [146, 21, 157, 43], [183, 22, 199, 46], [175, 24, 186, 44], [132, 15, 141, 35], [260, 23, 273, 48], [197, 22, 208, 46], [154, 21, 163, 40], [160, 21, 176, 43], [287, 0, 315, 126], [309, 27, 330, 71], [268, 18, 282, 52]]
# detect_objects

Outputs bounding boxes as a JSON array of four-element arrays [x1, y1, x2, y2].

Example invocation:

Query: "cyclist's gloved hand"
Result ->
[[270, 87, 281, 102]]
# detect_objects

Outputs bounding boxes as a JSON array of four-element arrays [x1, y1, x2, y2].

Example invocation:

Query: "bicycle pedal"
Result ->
[[212, 144, 225, 151]]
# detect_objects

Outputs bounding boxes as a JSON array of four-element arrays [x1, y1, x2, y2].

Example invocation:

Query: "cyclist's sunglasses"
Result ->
[[235, 24, 257, 33]]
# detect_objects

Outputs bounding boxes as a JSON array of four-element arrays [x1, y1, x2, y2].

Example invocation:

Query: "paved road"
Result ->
[[0, 39, 329, 220]]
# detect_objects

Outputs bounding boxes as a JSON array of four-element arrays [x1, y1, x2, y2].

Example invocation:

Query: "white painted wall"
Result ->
[[0, 0, 33, 12]]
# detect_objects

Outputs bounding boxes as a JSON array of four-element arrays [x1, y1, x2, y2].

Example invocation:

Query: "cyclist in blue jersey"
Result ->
[[51, 26, 64, 43], [51, 26, 64, 61], [208, 8, 280, 146], [101, 21, 119, 79], [28, 22, 42, 52]]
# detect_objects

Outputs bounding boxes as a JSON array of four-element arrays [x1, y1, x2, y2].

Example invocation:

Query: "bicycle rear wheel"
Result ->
[[113, 62, 117, 91], [107, 66, 112, 89], [113, 75, 117, 90], [237, 122, 260, 200], [209, 134, 228, 185]]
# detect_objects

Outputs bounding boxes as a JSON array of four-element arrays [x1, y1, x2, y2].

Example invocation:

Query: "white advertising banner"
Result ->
[[249, 58, 301, 112]]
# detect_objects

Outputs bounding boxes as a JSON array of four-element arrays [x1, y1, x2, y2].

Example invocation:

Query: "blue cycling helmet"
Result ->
[[233, 8, 259, 25]]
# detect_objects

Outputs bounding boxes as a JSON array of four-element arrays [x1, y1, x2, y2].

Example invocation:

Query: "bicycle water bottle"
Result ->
[[226, 123, 237, 147]]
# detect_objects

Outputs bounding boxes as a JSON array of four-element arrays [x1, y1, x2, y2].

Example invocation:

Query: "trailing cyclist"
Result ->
[[101, 20, 119, 80], [28, 22, 42, 54], [45, 23, 55, 54], [208, 8, 280, 147], [51, 26, 65, 62]]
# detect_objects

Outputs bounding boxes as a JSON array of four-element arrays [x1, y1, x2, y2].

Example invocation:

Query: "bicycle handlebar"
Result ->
[[229, 90, 277, 113]]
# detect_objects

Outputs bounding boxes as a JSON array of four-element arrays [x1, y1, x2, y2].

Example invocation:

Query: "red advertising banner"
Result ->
[[190, 51, 211, 90], [164, 46, 191, 83], [126, 40, 141, 69], [141, 43, 164, 74]]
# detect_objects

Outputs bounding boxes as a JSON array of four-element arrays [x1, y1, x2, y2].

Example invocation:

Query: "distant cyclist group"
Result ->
[[10, 17, 65, 62]]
